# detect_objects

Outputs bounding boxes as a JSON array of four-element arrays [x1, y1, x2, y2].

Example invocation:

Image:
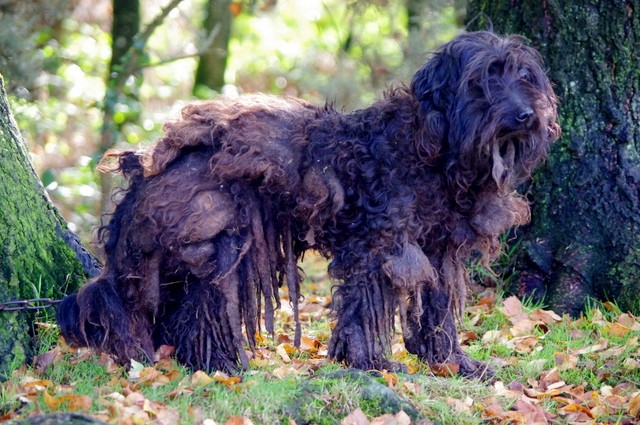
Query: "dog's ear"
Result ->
[[410, 47, 462, 163]]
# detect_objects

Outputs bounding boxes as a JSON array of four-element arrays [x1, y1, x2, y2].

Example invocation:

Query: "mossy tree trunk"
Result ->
[[467, 1, 640, 314], [193, 0, 232, 96], [0, 75, 99, 377]]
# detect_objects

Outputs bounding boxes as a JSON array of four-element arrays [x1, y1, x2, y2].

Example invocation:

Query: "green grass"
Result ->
[[3, 254, 640, 424]]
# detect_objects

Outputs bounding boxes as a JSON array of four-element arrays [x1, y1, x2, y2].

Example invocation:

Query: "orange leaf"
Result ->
[[431, 363, 460, 377], [225, 416, 254, 425], [380, 371, 398, 387], [154, 345, 175, 361], [560, 403, 594, 417], [628, 393, 640, 417], [299, 336, 320, 353]]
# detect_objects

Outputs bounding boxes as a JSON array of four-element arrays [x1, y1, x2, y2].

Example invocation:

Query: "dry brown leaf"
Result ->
[[510, 335, 538, 353], [605, 322, 631, 338], [299, 335, 321, 353], [458, 330, 478, 345], [628, 393, 640, 417], [154, 344, 175, 361], [529, 309, 562, 324], [341, 408, 369, 425], [510, 319, 537, 337], [555, 353, 579, 370], [479, 402, 504, 417], [431, 363, 460, 377], [225, 416, 254, 425], [43, 392, 92, 412], [514, 399, 554, 424], [618, 313, 640, 330], [272, 365, 301, 379], [445, 396, 473, 414], [574, 339, 608, 355], [501, 296, 526, 322]]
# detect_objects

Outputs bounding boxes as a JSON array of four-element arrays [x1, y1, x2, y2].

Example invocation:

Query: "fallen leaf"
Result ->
[[192, 370, 215, 386], [225, 416, 254, 425], [445, 396, 472, 414], [276, 344, 292, 363], [380, 370, 398, 387], [575, 339, 608, 355], [341, 408, 369, 425], [509, 335, 538, 353], [431, 363, 460, 377], [618, 313, 640, 330], [213, 371, 242, 387], [510, 319, 537, 337], [501, 296, 526, 322], [482, 330, 505, 344], [628, 393, 640, 417], [154, 345, 175, 361], [605, 322, 630, 338], [529, 309, 562, 324], [555, 353, 579, 370]]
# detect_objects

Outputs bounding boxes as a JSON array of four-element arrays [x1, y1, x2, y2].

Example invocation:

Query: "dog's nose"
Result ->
[[515, 108, 534, 124]]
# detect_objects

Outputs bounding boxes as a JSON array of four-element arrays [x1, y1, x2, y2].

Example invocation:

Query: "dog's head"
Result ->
[[411, 31, 560, 192]]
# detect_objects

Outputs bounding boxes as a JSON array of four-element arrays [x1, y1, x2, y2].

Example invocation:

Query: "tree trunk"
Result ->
[[193, 0, 232, 96], [0, 75, 100, 377], [466, 1, 640, 314], [100, 0, 141, 213]]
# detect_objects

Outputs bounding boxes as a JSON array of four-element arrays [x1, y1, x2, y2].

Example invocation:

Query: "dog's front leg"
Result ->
[[327, 268, 407, 372], [403, 279, 495, 380]]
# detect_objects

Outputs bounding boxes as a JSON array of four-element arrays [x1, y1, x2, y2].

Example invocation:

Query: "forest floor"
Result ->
[[1, 254, 640, 425]]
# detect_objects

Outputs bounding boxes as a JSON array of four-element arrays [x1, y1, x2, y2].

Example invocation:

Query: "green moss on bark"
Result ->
[[467, 1, 640, 314], [0, 75, 86, 377]]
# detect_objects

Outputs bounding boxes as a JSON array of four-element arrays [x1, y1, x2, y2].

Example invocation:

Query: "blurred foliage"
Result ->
[[4, 0, 462, 249], [0, 0, 71, 91]]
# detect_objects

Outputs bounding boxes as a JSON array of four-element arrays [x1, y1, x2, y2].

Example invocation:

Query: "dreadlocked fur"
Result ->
[[57, 31, 559, 378]]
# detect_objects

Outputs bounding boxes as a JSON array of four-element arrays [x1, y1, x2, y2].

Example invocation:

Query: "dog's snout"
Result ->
[[515, 107, 534, 124]]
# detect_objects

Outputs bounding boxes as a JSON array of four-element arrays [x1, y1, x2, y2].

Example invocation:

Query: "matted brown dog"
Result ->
[[58, 31, 559, 379]]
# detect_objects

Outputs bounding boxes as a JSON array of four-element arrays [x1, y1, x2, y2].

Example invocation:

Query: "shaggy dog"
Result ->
[[57, 31, 559, 378]]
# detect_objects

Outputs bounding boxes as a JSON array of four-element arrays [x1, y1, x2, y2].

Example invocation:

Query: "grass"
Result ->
[[2, 254, 640, 424]]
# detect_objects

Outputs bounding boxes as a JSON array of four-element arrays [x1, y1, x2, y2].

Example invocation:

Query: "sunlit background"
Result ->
[[2, 0, 463, 247]]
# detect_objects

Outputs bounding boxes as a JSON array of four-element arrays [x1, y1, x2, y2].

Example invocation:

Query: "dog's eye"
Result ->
[[518, 68, 532, 82]]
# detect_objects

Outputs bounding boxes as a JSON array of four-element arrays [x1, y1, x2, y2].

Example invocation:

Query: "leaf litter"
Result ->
[[3, 283, 640, 424]]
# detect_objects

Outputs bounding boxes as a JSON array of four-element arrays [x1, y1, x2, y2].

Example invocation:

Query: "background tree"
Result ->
[[193, 0, 233, 96], [467, 1, 640, 314], [0, 75, 99, 378], [99, 0, 141, 212]]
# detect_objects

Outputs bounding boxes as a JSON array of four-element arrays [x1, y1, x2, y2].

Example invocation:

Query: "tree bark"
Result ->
[[0, 75, 99, 377], [466, 1, 640, 314], [193, 0, 232, 96]]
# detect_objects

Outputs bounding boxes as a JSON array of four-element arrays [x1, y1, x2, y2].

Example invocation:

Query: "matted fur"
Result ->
[[57, 31, 559, 377]]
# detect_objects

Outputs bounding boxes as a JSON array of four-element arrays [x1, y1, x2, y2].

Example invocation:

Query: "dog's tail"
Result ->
[[98, 149, 145, 186], [95, 150, 145, 259]]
